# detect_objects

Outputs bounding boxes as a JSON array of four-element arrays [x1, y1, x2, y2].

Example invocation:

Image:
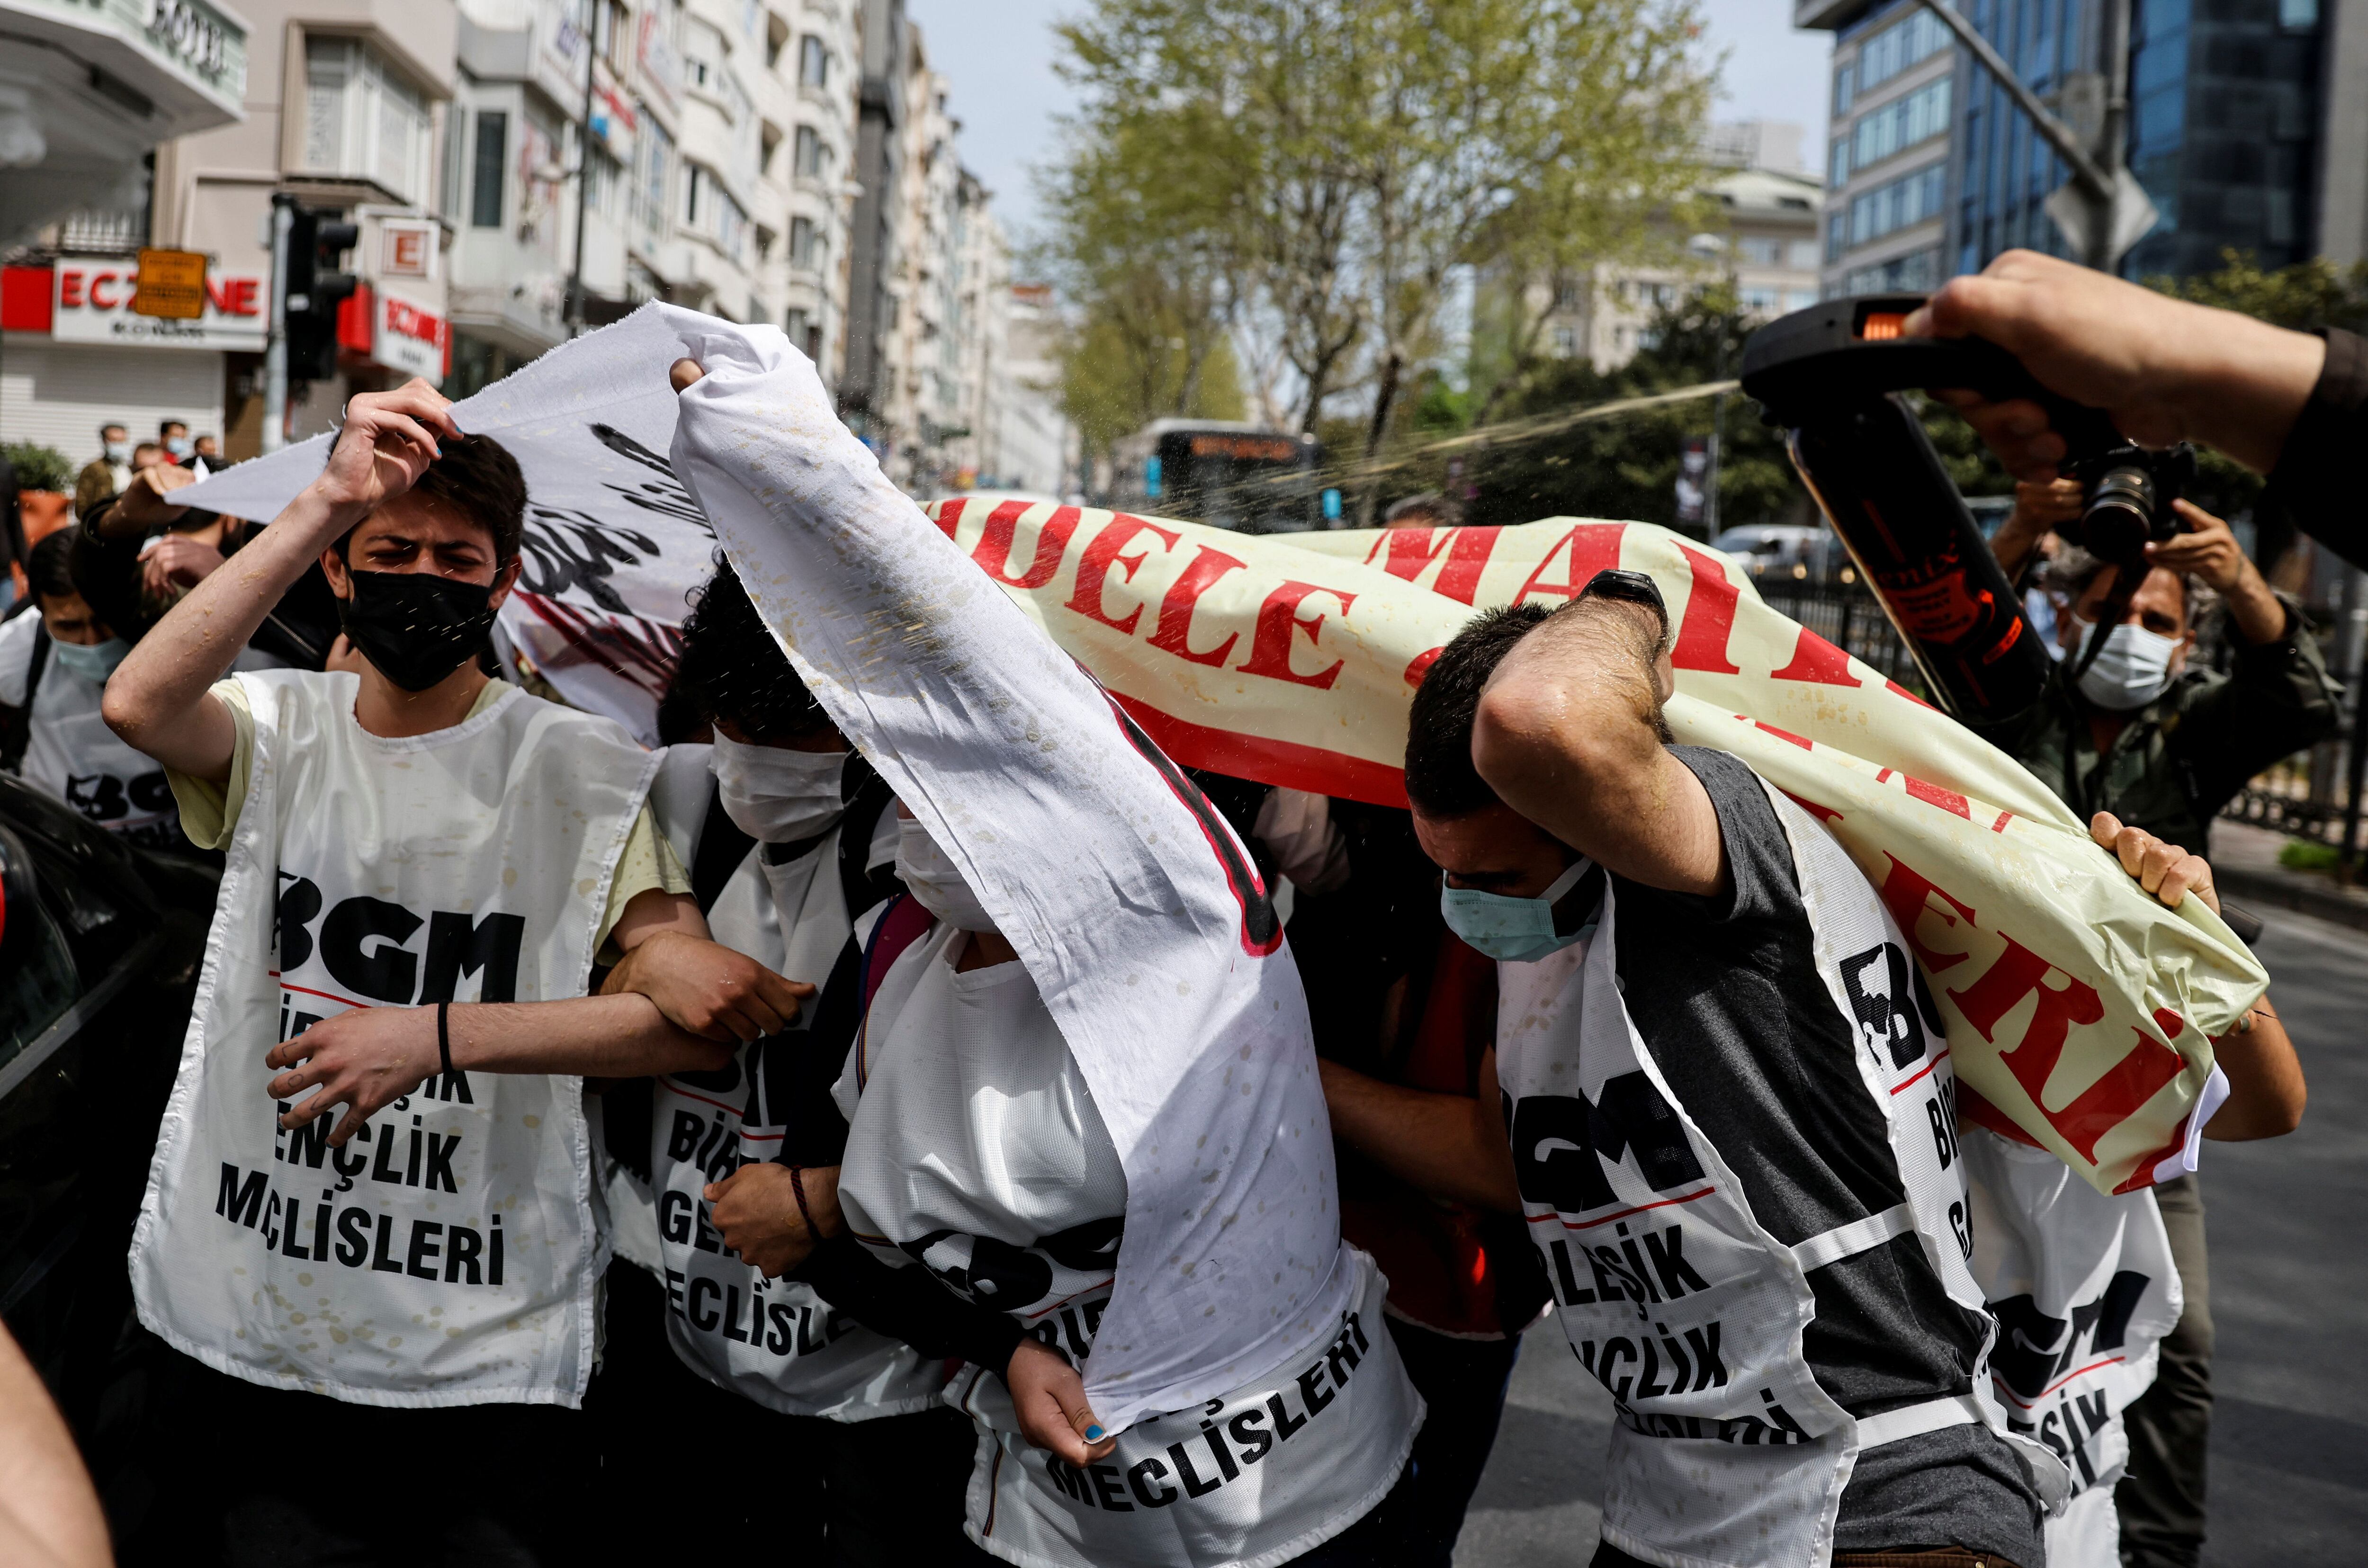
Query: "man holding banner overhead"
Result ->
[[102, 381, 805, 1563]]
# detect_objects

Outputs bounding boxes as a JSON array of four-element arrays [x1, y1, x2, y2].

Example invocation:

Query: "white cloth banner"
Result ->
[[166, 306, 718, 744], [662, 311, 1351, 1437]]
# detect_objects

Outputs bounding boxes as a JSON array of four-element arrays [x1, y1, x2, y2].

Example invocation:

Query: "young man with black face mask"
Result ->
[[589, 560, 977, 1564], [101, 379, 811, 1565]]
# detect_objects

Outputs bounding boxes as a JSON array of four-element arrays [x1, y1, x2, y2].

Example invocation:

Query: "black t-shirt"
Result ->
[[1609, 748, 2042, 1563]]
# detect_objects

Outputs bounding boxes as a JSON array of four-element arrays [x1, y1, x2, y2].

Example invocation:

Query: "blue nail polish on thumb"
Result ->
[[1083, 1425, 1105, 1442]]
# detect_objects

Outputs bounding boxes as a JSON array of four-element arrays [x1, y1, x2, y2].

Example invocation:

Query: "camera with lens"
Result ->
[[2063, 443, 2198, 570]]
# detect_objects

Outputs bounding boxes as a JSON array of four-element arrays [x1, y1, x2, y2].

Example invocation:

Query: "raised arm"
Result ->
[[101, 382, 459, 780], [1470, 595, 1727, 897]]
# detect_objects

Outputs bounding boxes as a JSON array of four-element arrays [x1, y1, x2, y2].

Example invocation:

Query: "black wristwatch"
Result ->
[[1581, 568, 1668, 618]]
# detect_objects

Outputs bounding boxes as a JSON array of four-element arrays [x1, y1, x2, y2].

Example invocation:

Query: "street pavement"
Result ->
[[1453, 905, 2368, 1567]]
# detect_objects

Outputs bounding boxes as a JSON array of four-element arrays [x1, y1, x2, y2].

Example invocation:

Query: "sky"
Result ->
[[902, 0, 1838, 266]]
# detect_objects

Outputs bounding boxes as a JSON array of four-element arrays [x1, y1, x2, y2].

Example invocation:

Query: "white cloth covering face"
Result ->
[[835, 908, 1420, 1568], [666, 309, 1352, 1437], [710, 730, 847, 842]]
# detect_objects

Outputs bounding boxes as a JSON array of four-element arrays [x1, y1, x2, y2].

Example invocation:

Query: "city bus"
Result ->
[[1106, 419, 1338, 533]]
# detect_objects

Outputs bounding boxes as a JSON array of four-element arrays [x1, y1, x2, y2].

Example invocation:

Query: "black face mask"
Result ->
[[336, 568, 499, 692]]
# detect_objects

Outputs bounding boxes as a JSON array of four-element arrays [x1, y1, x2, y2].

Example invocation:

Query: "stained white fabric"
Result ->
[[1962, 1125, 2181, 1568], [893, 816, 1000, 933], [832, 917, 1130, 1312], [664, 309, 1349, 1435], [837, 907, 1419, 1568], [130, 673, 655, 1407], [1496, 781, 2056, 1568], [0, 611, 179, 846]]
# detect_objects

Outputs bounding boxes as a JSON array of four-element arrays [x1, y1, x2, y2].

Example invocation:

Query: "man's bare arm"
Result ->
[[0, 1320, 110, 1568], [1319, 1056, 1520, 1213], [267, 992, 732, 1145], [1471, 598, 1726, 897], [103, 382, 459, 780]]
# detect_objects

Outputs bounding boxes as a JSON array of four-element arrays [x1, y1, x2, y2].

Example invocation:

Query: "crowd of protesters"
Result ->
[[0, 251, 2352, 1568]]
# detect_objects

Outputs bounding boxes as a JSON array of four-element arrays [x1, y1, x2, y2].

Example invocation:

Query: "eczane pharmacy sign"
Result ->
[[53, 258, 266, 350]]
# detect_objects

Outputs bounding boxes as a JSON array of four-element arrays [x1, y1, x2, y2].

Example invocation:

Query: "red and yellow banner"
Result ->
[[925, 498, 2266, 1196]]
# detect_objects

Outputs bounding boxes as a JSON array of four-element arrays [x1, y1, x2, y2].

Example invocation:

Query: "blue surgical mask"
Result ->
[[165, 437, 194, 459], [1440, 858, 1597, 963], [50, 636, 130, 683]]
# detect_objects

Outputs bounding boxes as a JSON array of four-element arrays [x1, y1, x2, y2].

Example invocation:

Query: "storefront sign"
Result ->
[[380, 220, 437, 279], [133, 247, 207, 319], [52, 257, 264, 349], [374, 289, 449, 383]]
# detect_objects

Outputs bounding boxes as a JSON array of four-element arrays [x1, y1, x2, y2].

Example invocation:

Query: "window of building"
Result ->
[[587, 143, 624, 217], [683, 19, 719, 91], [787, 305, 809, 344], [789, 214, 819, 269], [794, 124, 824, 178], [1847, 160, 1946, 248], [798, 34, 827, 88], [1736, 234, 1785, 266], [1789, 239, 1821, 269], [637, 117, 673, 236], [1851, 77, 1951, 171], [1852, 5, 1951, 96], [1552, 324, 1579, 357], [303, 37, 435, 203], [1826, 210, 1846, 262], [470, 109, 508, 228], [1830, 137, 1850, 189], [1843, 249, 1942, 294]]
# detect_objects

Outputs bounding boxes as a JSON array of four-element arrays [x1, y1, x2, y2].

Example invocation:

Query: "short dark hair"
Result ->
[[159, 419, 187, 437], [1404, 603, 1553, 818], [667, 556, 832, 742], [28, 529, 79, 603], [100, 423, 126, 439], [338, 434, 528, 564]]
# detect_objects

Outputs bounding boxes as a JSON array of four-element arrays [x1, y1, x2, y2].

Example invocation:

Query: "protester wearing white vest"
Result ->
[[1347, 576, 2052, 1568], [102, 380, 810, 1565], [588, 561, 981, 1565], [658, 345, 1424, 1568], [0, 530, 178, 846]]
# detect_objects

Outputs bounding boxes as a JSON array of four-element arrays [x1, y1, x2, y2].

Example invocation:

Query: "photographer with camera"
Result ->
[[1911, 250, 2348, 1568], [1973, 487, 2334, 857]]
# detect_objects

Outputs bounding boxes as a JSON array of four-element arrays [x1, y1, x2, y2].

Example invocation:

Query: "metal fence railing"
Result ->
[[1751, 574, 1928, 693]]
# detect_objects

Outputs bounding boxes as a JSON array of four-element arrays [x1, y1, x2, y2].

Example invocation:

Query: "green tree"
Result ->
[[1047, 0, 1711, 480]]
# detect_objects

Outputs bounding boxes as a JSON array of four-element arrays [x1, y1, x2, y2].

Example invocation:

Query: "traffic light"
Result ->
[[280, 197, 359, 382]]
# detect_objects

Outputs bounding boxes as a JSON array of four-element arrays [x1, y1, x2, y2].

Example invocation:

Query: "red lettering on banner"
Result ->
[[1370, 527, 1501, 605], [1876, 856, 1979, 974], [90, 270, 122, 309], [2040, 1023, 2187, 1163], [59, 269, 85, 308], [1065, 516, 1179, 636], [1147, 543, 1247, 666], [1404, 647, 1443, 687], [1947, 935, 2134, 1155], [1886, 679, 1933, 708], [1753, 720, 1812, 749], [1668, 547, 1743, 674], [1902, 776, 1972, 818], [974, 502, 1080, 590], [929, 497, 965, 538], [1513, 524, 1625, 605], [1237, 582, 1356, 690], [1770, 627, 1862, 688]]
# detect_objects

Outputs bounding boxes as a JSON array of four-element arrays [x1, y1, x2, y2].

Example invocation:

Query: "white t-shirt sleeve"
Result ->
[[0, 611, 38, 708]]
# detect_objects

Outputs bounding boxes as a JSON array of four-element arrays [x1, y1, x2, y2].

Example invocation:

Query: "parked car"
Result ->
[[0, 772, 217, 1548], [1710, 523, 1846, 580]]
